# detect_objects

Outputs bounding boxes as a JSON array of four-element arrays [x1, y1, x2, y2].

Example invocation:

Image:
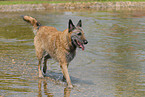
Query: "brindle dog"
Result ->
[[22, 16, 88, 88]]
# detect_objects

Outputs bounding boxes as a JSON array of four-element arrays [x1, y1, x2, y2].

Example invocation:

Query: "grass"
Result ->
[[0, 0, 145, 5], [0, 1, 64, 5]]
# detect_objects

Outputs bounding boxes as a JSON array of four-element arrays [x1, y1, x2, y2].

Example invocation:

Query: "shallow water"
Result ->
[[0, 9, 145, 97]]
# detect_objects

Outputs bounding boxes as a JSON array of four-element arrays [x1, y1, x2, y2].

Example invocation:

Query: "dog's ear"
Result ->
[[77, 20, 82, 27], [68, 19, 75, 33]]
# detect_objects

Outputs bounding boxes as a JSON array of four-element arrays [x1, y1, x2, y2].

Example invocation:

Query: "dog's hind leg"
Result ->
[[34, 38, 44, 78], [43, 54, 51, 75], [38, 59, 43, 78], [37, 51, 44, 78]]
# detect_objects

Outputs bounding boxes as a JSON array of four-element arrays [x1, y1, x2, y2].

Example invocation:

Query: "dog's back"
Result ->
[[22, 15, 72, 62], [35, 26, 72, 62]]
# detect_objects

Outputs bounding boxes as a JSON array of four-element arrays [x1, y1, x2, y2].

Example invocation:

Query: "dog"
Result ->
[[22, 16, 88, 88]]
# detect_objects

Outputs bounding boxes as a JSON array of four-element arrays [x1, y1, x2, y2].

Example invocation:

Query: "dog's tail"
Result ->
[[22, 15, 41, 35]]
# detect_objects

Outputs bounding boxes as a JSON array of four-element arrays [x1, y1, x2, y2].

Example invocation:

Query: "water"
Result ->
[[0, 9, 145, 97]]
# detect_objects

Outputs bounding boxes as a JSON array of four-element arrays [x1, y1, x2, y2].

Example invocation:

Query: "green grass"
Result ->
[[0, 0, 145, 5], [0, 1, 67, 5]]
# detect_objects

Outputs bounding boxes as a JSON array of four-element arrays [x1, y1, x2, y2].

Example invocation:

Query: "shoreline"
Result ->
[[0, 1, 145, 12]]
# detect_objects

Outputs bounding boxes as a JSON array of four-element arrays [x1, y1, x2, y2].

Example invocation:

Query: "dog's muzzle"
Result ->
[[71, 36, 88, 51]]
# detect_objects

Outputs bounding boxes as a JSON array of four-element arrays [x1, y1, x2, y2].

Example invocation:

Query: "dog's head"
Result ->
[[68, 19, 88, 51]]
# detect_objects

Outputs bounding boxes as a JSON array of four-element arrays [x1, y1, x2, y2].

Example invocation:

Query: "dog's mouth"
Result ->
[[71, 35, 88, 51], [74, 40, 85, 50]]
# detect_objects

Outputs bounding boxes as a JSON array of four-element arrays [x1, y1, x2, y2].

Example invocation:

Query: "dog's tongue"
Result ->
[[77, 41, 85, 51], [80, 44, 85, 51]]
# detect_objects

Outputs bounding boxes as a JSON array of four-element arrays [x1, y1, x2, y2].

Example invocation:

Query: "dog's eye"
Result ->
[[77, 32, 82, 36]]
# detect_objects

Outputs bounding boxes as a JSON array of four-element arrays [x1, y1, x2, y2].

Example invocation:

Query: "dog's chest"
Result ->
[[66, 50, 76, 63]]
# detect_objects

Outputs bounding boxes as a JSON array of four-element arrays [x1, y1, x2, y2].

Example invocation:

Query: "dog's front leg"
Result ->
[[60, 63, 73, 88], [62, 64, 69, 81]]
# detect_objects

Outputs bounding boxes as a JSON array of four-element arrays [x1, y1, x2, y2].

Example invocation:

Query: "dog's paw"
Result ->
[[39, 74, 44, 78], [67, 84, 73, 88]]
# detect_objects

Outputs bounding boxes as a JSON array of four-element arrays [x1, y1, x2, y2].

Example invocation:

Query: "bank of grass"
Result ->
[[0, 0, 145, 5], [0, 1, 61, 5]]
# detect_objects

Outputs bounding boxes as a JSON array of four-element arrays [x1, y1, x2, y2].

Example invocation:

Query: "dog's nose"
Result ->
[[83, 40, 88, 44]]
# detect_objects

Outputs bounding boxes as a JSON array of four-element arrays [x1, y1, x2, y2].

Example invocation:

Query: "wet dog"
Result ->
[[22, 16, 88, 88]]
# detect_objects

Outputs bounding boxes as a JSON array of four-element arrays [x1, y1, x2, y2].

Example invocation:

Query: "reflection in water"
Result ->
[[64, 87, 71, 97], [107, 22, 145, 96], [38, 79, 71, 97], [38, 79, 53, 97]]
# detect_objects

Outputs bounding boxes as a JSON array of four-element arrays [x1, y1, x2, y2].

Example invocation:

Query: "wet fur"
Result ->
[[22, 16, 88, 88]]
